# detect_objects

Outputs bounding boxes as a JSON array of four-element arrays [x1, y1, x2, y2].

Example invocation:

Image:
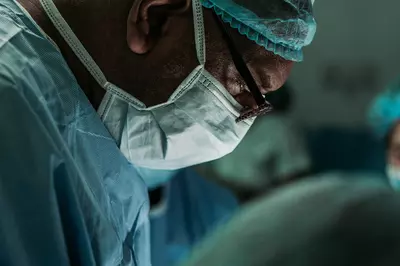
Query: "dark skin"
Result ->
[[17, 0, 294, 111], [387, 121, 400, 167]]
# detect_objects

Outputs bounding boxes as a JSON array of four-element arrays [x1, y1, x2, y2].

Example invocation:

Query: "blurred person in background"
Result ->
[[195, 83, 312, 202], [180, 174, 400, 266], [369, 76, 400, 189]]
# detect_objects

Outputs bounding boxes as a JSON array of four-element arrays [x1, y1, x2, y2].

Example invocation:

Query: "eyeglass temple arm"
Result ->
[[212, 11, 266, 106]]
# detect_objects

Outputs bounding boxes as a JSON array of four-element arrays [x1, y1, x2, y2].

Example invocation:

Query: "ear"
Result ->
[[127, 0, 191, 54]]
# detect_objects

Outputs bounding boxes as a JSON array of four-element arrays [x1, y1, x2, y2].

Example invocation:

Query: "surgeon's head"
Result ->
[[33, 0, 315, 108], [26, 0, 316, 172], [126, 2, 288, 111]]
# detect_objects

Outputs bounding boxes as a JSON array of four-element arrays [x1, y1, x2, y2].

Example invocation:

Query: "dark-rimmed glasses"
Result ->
[[212, 11, 273, 123]]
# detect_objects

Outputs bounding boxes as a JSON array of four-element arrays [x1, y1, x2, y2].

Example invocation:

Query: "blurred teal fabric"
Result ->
[[150, 169, 238, 266], [368, 76, 400, 138], [181, 175, 400, 266]]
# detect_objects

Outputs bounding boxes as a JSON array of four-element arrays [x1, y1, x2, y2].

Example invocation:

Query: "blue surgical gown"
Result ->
[[0, 0, 150, 265], [150, 169, 239, 266]]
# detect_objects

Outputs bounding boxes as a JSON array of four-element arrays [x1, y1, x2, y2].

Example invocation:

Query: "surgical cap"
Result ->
[[368, 76, 400, 138], [201, 0, 317, 62]]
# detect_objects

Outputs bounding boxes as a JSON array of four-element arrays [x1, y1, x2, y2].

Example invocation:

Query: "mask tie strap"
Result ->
[[39, 0, 148, 112], [39, 0, 109, 90], [192, 0, 206, 66]]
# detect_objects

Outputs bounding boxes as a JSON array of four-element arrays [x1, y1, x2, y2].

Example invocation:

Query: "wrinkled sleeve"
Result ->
[[0, 85, 95, 266], [132, 202, 151, 266]]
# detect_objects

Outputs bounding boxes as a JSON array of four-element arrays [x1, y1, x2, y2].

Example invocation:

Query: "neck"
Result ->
[[16, 0, 133, 109], [16, 0, 205, 108]]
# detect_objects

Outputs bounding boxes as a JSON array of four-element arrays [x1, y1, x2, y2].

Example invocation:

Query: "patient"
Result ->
[[181, 174, 400, 266]]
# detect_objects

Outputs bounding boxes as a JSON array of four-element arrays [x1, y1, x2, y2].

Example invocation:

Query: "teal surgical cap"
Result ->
[[201, 0, 317, 62], [368, 76, 400, 138]]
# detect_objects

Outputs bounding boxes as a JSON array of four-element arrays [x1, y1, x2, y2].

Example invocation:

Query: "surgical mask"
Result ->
[[39, 0, 254, 170], [386, 165, 400, 189]]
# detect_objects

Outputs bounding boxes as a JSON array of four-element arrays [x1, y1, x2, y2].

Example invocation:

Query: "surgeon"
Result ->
[[181, 174, 400, 266], [369, 76, 400, 189], [0, 0, 316, 265]]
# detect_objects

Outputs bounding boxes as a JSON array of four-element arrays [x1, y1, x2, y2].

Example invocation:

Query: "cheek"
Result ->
[[270, 60, 294, 90]]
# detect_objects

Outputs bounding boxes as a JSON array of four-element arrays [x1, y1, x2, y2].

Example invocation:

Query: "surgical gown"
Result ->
[[0, 0, 150, 265], [150, 169, 239, 266]]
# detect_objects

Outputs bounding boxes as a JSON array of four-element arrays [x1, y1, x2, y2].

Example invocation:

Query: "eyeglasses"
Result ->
[[212, 11, 273, 123]]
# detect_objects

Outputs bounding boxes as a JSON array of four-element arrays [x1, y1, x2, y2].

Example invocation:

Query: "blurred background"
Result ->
[[150, 1, 400, 265], [288, 0, 400, 174]]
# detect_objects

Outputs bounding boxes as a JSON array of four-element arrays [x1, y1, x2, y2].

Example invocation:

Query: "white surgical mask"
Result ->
[[386, 165, 400, 189], [39, 0, 254, 170]]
